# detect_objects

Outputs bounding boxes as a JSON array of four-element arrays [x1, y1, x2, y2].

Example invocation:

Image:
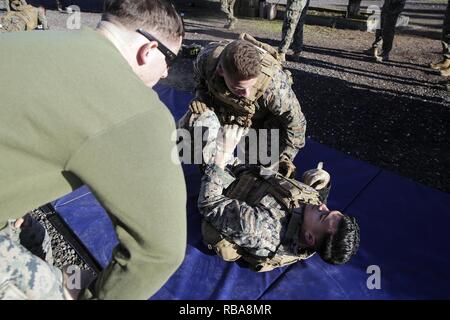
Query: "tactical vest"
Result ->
[[0, 4, 38, 32], [204, 33, 283, 127], [202, 166, 320, 272]]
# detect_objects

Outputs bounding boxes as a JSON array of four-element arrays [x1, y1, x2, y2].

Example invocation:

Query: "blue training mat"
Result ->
[[52, 84, 450, 299]]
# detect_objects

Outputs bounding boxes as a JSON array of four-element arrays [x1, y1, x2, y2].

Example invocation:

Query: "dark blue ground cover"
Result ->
[[52, 84, 450, 299]]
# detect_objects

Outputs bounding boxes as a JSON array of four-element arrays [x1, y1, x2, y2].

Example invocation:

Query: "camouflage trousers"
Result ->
[[0, 221, 65, 300], [221, 0, 236, 22], [443, 0, 450, 59], [372, 0, 407, 55], [279, 0, 310, 54]]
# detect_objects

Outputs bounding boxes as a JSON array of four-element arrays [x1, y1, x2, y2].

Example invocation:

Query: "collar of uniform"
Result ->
[[283, 205, 305, 255]]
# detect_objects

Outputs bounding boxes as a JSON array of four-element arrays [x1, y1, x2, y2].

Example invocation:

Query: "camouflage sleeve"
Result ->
[[263, 68, 306, 160], [193, 44, 215, 103], [0, 222, 65, 300], [198, 164, 279, 253]]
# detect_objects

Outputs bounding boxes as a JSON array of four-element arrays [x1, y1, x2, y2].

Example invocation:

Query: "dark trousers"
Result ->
[[372, 0, 407, 55]]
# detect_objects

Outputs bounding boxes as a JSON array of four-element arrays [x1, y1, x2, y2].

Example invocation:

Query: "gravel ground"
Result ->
[[171, 1, 450, 194], [29, 208, 90, 270], [34, 1, 450, 194]]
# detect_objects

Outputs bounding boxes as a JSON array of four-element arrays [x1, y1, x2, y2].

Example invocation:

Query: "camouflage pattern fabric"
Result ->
[[0, 0, 10, 11], [220, 0, 236, 23], [191, 42, 306, 161], [198, 164, 330, 259], [177, 110, 225, 166], [371, 0, 407, 55], [198, 164, 285, 257], [0, 221, 65, 300], [279, 0, 310, 54], [0, 4, 48, 32], [443, 0, 450, 59]]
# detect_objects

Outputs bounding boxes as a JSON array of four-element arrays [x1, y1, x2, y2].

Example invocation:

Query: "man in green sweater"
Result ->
[[0, 0, 187, 299]]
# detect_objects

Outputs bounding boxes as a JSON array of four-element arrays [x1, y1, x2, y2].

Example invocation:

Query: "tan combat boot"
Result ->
[[364, 47, 377, 57], [440, 66, 450, 77], [375, 53, 389, 62], [278, 52, 286, 62], [224, 18, 237, 30], [430, 58, 450, 70]]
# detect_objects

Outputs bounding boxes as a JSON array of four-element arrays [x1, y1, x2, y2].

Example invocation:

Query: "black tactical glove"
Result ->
[[189, 99, 210, 114], [278, 155, 296, 178]]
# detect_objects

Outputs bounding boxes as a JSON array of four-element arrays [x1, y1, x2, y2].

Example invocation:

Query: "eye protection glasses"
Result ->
[[136, 28, 178, 67]]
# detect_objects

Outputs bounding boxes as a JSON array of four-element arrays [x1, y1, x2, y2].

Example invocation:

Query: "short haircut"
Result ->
[[220, 40, 262, 80], [103, 0, 184, 41], [318, 215, 360, 265]]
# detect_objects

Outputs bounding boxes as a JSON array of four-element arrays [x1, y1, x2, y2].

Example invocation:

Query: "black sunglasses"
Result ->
[[136, 28, 178, 66]]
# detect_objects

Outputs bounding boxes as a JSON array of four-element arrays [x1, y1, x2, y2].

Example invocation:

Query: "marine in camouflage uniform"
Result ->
[[186, 114, 358, 271], [178, 37, 306, 177], [0, 219, 65, 299], [369, 0, 406, 61], [278, 0, 310, 61], [221, 0, 237, 29], [0, 3, 48, 32], [198, 161, 332, 271]]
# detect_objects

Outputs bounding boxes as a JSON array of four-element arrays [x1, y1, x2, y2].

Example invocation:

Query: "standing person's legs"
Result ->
[[346, 0, 362, 18], [221, 0, 237, 29], [431, 1, 450, 70], [441, 1, 450, 79], [443, 1, 450, 58], [436, 0, 450, 76], [279, 0, 303, 59], [371, 28, 383, 56], [380, 0, 406, 57], [229, 0, 236, 20], [291, 0, 310, 57]]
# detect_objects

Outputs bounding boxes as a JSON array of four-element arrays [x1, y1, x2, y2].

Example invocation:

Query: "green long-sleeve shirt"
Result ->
[[0, 28, 187, 299]]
